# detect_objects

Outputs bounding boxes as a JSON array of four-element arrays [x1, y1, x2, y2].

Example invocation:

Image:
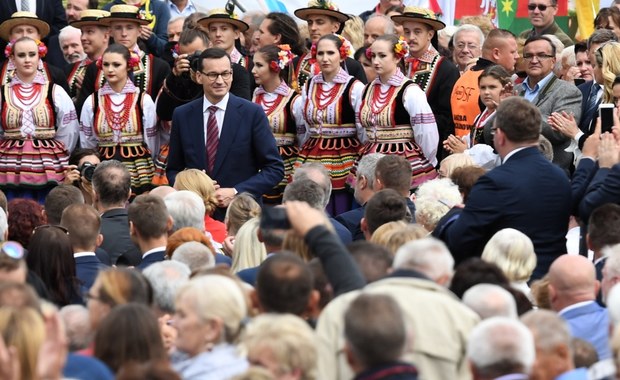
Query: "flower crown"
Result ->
[[310, 34, 352, 62], [269, 44, 295, 72], [309, 0, 339, 11], [96, 52, 141, 70], [365, 37, 410, 61], [4, 39, 47, 58]]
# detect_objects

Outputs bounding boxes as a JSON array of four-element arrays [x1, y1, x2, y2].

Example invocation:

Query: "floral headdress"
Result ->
[[310, 34, 353, 62], [4, 39, 47, 58], [309, 0, 339, 11], [365, 36, 410, 61], [97, 52, 141, 70], [269, 44, 295, 72]]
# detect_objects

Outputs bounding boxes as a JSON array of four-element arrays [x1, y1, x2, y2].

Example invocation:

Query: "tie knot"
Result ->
[[208, 105, 218, 115]]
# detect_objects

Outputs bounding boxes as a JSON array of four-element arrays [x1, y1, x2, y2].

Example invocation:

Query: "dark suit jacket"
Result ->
[[577, 81, 601, 145], [75, 254, 107, 298], [167, 93, 284, 201], [336, 205, 366, 241], [100, 208, 142, 266], [434, 147, 571, 279], [578, 163, 620, 223], [136, 249, 165, 270]]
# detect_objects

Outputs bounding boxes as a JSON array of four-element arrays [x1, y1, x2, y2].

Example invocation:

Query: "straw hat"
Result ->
[[391, 7, 446, 31], [197, 8, 249, 32], [295, 0, 350, 24], [70, 10, 111, 29], [99, 5, 150, 26], [0, 11, 50, 41]]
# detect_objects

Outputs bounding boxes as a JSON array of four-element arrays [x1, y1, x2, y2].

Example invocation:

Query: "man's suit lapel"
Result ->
[[212, 95, 241, 176], [532, 75, 558, 107]]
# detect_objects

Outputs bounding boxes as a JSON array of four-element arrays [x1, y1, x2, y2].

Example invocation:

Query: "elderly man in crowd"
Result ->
[[452, 24, 484, 74], [58, 25, 86, 64], [363, 14, 395, 47], [463, 284, 518, 320]]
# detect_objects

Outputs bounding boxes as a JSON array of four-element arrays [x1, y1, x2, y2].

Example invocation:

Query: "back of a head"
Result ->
[[0, 306, 45, 380], [256, 253, 314, 316], [463, 284, 518, 319], [588, 203, 620, 252], [481, 228, 537, 283], [393, 237, 455, 284], [94, 303, 167, 373], [467, 317, 535, 378], [0, 208, 8, 241], [449, 258, 510, 298], [571, 338, 599, 369], [483, 28, 516, 52], [92, 160, 131, 208], [171, 241, 215, 272], [344, 293, 406, 369], [59, 304, 92, 351], [520, 309, 572, 354], [347, 241, 392, 283], [282, 178, 325, 210], [128, 194, 170, 239], [364, 189, 411, 235], [231, 217, 267, 272], [96, 268, 151, 307], [370, 222, 428, 255], [8, 199, 45, 248], [165, 227, 215, 259], [439, 154, 475, 179], [0, 282, 40, 310], [293, 163, 332, 208], [494, 97, 541, 144], [61, 203, 101, 252], [449, 165, 486, 202], [142, 261, 191, 314], [225, 193, 261, 236], [173, 169, 218, 216], [44, 185, 84, 225], [164, 190, 206, 232], [374, 155, 412, 195], [414, 178, 463, 231]]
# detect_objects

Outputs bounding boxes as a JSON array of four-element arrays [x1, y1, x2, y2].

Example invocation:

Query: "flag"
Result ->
[[498, 0, 569, 35], [575, 0, 599, 39]]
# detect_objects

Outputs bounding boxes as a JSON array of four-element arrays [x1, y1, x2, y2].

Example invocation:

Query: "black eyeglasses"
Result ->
[[527, 3, 555, 11], [33, 224, 69, 235], [523, 53, 555, 61], [199, 70, 233, 81], [0, 241, 24, 261]]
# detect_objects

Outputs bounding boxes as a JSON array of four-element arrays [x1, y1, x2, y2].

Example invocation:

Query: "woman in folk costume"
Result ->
[[0, 37, 79, 202], [293, 34, 365, 215], [352, 35, 438, 189], [80, 43, 157, 196], [252, 44, 300, 204]]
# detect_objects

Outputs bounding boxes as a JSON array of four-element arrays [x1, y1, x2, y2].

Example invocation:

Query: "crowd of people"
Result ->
[[3, 0, 620, 379]]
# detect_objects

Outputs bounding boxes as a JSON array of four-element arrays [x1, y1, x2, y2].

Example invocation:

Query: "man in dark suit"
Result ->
[[60, 204, 108, 299], [128, 194, 172, 271], [434, 97, 571, 279], [167, 47, 284, 219], [92, 160, 142, 266]]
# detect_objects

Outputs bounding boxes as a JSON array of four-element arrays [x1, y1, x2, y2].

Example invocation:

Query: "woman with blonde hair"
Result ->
[[173, 169, 226, 243], [414, 178, 463, 232], [481, 228, 537, 297], [438, 153, 475, 178], [0, 307, 45, 380], [596, 42, 620, 103], [231, 218, 267, 273], [173, 275, 249, 378], [371, 222, 428, 255]]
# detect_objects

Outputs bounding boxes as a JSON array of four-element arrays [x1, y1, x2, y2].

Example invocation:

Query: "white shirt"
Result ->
[[73, 251, 96, 258], [202, 93, 229, 144], [15, 0, 36, 13], [142, 246, 166, 260], [501, 146, 530, 164]]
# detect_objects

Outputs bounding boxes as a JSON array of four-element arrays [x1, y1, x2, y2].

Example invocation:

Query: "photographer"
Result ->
[[155, 27, 251, 123], [63, 148, 101, 206]]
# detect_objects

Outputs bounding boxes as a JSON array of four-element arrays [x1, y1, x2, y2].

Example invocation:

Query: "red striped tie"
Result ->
[[206, 105, 219, 174]]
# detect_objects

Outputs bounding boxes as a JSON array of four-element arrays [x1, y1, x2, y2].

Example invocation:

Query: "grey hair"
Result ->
[[453, 24, 485, 47], [356, 153, 385, 190], [560, 45, 576, 67], [58, 25, 82, 44], [542, 34, 565, 73], [587, 29, 618, 50], [59, 304, 92, 351], [366, 14, 395, 35], [602, 243, 620, 278], [467, 317, 535, 377], [293, 163, 332, 208], [393, 237, 454, 282], [172, 241, 216, 273], [164, 190, 206, 232], [143, 260, 191, 314], [0, 208, 8, 240], [606, 283, 620, 326], [462, 284, 518, 320], [520, 309, 572, 353]]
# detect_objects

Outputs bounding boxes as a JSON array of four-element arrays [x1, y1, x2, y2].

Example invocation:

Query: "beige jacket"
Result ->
[[316, 276, 479, 380]]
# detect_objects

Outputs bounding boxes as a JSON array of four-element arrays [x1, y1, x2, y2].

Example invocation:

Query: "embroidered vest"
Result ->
[[92, 90, 145, 147], [253, 89, 297, 146], [1, 82, 56, 139], [359, 80, 415, 142], [303, 78, 357, 138]]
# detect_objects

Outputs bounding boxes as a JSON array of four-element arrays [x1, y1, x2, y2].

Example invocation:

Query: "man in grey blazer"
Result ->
[[516, 35, 582, 173]]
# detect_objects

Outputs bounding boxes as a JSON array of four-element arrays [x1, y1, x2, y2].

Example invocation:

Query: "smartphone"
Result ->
[[574, 78, 586, 86], [260, 207, 291, 230], [600, 103, 615, 134]]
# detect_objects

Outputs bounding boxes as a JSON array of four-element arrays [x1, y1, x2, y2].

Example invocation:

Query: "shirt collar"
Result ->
[[169, 0, 195, 12], [524, 71, 555, 93], [558, 300, 595, 316], [142, 246, 166, 259], [254, 81, 291, 97], [203, 92, 230, 113], [314, 68, 350, 84], [415, 45, 439, 64], [74, 251, 97, 258], [502, 146, 529, 164], [99, 79, 138, 95], [374, 69, 405, 87], [9, 71, 46, 86]]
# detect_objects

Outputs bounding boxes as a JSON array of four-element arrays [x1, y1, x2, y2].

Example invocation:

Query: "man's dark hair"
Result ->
[[587, 28, 618, 50], [282, 178, 325, 210], [128, 195, 170, 240], [364, 189, 411, 235], [265, 12, 306, 56], [494, 97, 541, 143], [449, 258, 510, 298], [256, 252, 314, 316], [44, 185, 84, 225], [92, 160, 131, 208], [574, 41, 588, 55], [88, 0, 99, 8], [524, 35, 557, 57], [450, 166, 486, 203], [61, 204, 100, 251], [179, 27, 209, 47], [375, 155, 412, 195], [347, 241, 392, 283], [199, 47, 231, 71], [588, 203, 620, 251], [344, 293, 406, 368], [68, 148, 101, 167]]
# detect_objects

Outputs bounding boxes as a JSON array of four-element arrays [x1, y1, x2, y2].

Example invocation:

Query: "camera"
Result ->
[[186, 50, 203, 74], [260, 207, 291, 230], [79, 162, 97, 182]]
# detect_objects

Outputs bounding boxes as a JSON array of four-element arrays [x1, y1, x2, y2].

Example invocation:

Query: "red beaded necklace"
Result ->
[[314, 82, 341, 110], [102, 93, 135, 131], [13, 83, 41, 107], [256, 93, 284, 116], [370, 84, 397, 114]]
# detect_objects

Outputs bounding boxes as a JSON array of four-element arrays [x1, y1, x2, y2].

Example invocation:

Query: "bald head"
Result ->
[[548, 255, 598, 311]]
